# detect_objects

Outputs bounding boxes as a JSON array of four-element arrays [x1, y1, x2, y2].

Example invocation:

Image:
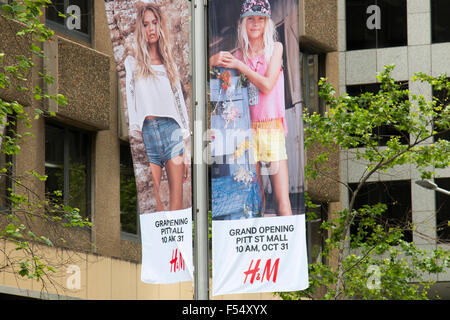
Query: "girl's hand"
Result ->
[[220, 53, 243, 71], [210, 51, 237, 69], [239, 42, 283, 94]]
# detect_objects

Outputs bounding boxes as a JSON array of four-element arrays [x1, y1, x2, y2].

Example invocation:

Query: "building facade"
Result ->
[[0, 0, 448, 300], [338, 0, 450, 298]]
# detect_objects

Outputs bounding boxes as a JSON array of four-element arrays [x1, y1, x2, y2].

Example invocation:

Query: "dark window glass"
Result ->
[[435, 178, 450, 242], [45, 0, 91, 42], [301, 52, 326, 115], [0, 120, 12, 209], [346, 0, 377, 50], [46, 0, 65, 26], [306, 202, 328, 264], [346, 82, 410, 146], [45, 122, 91, 218], [68, 128, 89, 216], [350, 180, 412, 242], [377, 0, 407, 48], [0, 149, 8, 209], [45, 124, 64, 206], [432, 0, 450, 44], [432, 85, 450, 142], [120, 142, 138, 235], [346, 0, 407, 50]]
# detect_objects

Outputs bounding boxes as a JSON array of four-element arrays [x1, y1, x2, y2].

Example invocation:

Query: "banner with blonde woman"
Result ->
[[104, 0, 193, 284], [209, 0, 308, 295]]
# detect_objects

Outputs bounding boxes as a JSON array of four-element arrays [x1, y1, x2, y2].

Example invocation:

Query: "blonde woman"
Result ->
[[210, 0, 292, 217], [125, 2, 190, 212]]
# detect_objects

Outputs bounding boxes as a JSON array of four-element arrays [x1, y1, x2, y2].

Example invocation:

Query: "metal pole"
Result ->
[[416, 180, 450, 196], [192, 0, 209, 300], [436, 187, 450, 197]]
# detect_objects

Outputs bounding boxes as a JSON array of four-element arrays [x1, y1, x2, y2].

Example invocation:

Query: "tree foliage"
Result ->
[[280, 66, 450, 300], [0, 0, 91, 291]]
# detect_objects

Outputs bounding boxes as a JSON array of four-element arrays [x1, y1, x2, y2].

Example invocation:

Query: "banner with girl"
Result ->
[[104, 0, 193, 284], [209, 0, 308, 295]]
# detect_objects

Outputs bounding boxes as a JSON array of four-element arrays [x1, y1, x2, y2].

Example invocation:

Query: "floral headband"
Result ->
[[240, 0, 271, 19]]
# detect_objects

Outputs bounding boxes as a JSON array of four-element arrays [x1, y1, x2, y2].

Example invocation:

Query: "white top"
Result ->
[[124, 55, 190, 139]]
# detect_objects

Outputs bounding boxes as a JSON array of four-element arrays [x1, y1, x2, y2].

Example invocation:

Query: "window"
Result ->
[[432, 0, 450, 44], [45, 0, 92, 43], [432, 85, 450, 142], [301, 52, 326, 115], [0, 144, 8, 209], [435, 178, 450, 242], [346, 0, 407, 51], [346, 82, 410, 146], [0, 119, 12, 209], [120, 141, 138, 235], [349, 180, 413, 242], [45, 122, 92, 218], [306, 202, 328, 264]]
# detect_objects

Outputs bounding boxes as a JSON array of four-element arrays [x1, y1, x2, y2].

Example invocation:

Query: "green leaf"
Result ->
[[30, 43, 41, 54]]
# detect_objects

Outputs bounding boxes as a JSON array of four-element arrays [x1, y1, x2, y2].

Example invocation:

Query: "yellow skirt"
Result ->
[[251, 119, 287, 162]]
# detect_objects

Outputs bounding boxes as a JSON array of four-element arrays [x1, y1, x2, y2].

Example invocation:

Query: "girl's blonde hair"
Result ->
[[134, 2, 179, 86], [237, 16, 277, 63]]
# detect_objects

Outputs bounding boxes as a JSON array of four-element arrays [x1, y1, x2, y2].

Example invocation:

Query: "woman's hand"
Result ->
[[183, 150, 190, 183], [183, 163, 190, 183]]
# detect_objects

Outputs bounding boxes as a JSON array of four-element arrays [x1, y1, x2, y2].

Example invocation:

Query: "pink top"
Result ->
[[236, 50, 287, 135]]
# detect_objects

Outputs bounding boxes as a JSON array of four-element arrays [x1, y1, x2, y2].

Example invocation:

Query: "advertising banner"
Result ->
[[209, 0, 308, 295], [104, 0, 193, 284]]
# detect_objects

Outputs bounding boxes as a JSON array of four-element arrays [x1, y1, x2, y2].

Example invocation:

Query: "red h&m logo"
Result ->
[[243, 258, 280, 284], [170, 249, 185, 273]]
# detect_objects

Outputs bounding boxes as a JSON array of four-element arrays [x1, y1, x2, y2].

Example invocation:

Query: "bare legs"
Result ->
[[150, 163, 164, 211], [153, 155, 291, 215], [149, 154, 185, 212], [268, 159, 292, 216], [255, 162, 266, 214], [166, 154, 185, 211], [258, 159, 292, 217]]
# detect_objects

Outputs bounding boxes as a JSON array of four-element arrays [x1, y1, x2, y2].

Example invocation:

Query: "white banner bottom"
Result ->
[[140, 208, 194, 284], [212, 214, 309, 296]]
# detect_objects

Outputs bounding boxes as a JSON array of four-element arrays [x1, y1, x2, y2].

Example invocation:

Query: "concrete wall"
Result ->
[[0, 2, 139, 299], [300, 0, 338, 52], [337, 0, 450, 284], [301, 0, 341, 204]]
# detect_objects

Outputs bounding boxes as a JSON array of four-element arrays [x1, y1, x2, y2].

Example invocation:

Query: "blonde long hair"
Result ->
[[237, 16, 277, 63], [134, 2, 179, 86]]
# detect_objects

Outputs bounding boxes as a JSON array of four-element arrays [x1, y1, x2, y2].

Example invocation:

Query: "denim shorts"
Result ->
[[142, 117, 185, 168]]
